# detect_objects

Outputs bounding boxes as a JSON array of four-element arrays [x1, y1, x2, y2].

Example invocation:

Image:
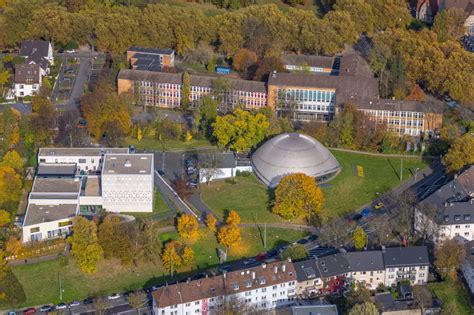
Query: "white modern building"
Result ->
[[102, 154, 154, 212], [152, 260, 297, 315], [197, 153, 252, 184], [22, 148, 154, 243], [414, 165, 474, 242]]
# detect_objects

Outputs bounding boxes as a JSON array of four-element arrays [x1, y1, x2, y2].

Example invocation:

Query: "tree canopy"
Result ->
[[68, 217, 103, 273]]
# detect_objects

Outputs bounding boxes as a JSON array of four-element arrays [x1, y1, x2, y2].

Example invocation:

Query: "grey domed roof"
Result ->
[[251, 133, 341, 187]]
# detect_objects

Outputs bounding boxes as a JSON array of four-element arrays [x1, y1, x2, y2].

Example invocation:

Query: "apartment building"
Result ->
[[294, 247, 429, 297], [14, 63, 42, 98], [118, 69, 267, 110], [101, 154, 154, 213], [152, 261, 297, 315], [358, 99, 443, 137], [415, 165, 474, 242], [22, 148, 154, 243], [127, 46, 175, 70], [382, 247, 430, 287]]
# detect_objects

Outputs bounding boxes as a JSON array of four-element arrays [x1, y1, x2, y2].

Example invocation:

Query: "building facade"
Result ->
[[382, 247, 430, 287], [152, 261, 297, 315], [14, 63, 42, 98]]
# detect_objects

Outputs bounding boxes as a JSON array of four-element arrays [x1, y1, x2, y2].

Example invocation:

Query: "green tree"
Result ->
[[68, 217, 103, 273], [0, 210, 11, 227], [339, 109, 354, 148], [280, 244, 308, 261], [353, 226, 367, 250], [212, 109, 269, 152], [433, 8, 468, 42], [348, 301, 378, 315], [272, 173, 324, 221], [443, 134, 474, 172], [195, 96, 218, 139], [98, 215, 123, 260], [182, 71, 190, 110]]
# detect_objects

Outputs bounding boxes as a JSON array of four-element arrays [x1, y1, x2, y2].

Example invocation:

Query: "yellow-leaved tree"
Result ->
[[225, 210, 240, 226], [217, 225, 241, 249], [443, 134, 474, 172], [272, 173, 324, 221], [177, 214, 199, 242], [0, 150, 24, 173], [182, 246, 195, 266], [68, 217, 103, 273], [0, 210, 11, 227], [353, 226, 367, 251], [206, 213, 217, 232], [161, 241, 183, 273]]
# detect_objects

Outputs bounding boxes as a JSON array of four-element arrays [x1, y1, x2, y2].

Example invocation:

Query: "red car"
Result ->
[[23, 308, 36, 315]]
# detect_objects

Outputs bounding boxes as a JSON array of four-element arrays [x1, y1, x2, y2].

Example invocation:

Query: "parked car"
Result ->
[[352, 213, 363, 221], [129, 145, 136, 154], [186, 166, 195, 175], [187, 178, 198, 188], [360, 208, 371, 217], [69, 301, 81, 308], [243, 258, 256, 265], [107, 293, 120, 300], [297, 238, 309, 245], [83, 297, 94, 305], [7, 311, 16, 315], [66, 49, 76, 54], [267, 249, 278, 257], [23, 308, 36, 315], [219, 265, 231, 273], [39, 305, 53, 312], [308, 235, 318, 242], [374, 202, 385, 210], [55, 303, 67, 310]]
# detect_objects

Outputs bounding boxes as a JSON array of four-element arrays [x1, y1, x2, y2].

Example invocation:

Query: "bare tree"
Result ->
[[369, 215, 395, 247], [413, 285, 432, 313], [393, 189, 417, 245], [127, 291, 147, 315], [319, 218, 354, 247], [94, 297, 107, 315], [415, 202, 440, 242]]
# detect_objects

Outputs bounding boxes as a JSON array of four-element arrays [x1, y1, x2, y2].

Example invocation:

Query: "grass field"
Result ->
[[125, 137, 213, 152], [201, 150, 427, 222], [10, 227, 305, 308], [429, 280, 473, 314]]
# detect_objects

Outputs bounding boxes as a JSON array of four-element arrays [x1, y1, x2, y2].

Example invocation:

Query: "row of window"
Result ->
[[277, 88, 335, 104], [363, 109, 424, 119]]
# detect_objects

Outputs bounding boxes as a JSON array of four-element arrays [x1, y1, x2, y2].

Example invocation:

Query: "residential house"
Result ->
[[414, 165, 474, 242], [461, 240, 474, 294], [382, 246, 430, 287], [372, 292, 441, 315], [346, 251, 386, 290], [127, 46, 175, 70], [293, 258, 324, 297], [20, 40, 54, 76], [14, 63, 42, 98], [152, 260, 297, 315]]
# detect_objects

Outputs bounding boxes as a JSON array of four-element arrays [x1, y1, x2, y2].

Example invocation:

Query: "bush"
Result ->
[[235, 170, 241, 177], [240, 171, 251, 177], [0, 269, 27, 307], [224, 178, 237, 184]]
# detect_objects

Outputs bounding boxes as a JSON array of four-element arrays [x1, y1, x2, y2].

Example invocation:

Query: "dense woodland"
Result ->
[[0, 0, 473, 106]]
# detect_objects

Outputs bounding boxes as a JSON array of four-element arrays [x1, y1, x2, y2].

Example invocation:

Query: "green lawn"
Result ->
[[10, 227, 305, 308], [125, 137, 213, 152], [201, 150, 427, 222], [429, 280, 473, 315]]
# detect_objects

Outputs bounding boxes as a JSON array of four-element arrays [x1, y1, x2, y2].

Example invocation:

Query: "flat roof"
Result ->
[[38, 147, 129, 157], [23, 203, 78, 226], [128, 46, 174, 55], [32, 177, 82, 194], [37, 163, 76, 176], [102, 154, 153, 175], [84, 176, 100, 196]]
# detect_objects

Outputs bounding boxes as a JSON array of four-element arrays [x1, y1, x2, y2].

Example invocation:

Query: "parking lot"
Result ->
[[52, 60, 79, 104]]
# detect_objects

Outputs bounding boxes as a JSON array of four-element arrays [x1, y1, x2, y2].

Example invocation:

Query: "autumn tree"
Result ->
[[217, 224, 241, 249], [31, 91, 56, 145], [272, 173, 324, 221], [319, 217, 354, 247], [232, 48, 257, 79], [81, 81, 131, 144], [182, 246, 195, 265], [98, 215, 124, 259], [127, 291, 146, 314], [177, 214, 199, 242], [206, 213, 217, 232], [0, 210, 10, 227], [443, 134, 474, 172], [140, 219, 162, 263], [280, 244, 308, 260], [434, 239, 466, 280], [433, 8, 468, 42], [0, 105, 20, 152], [161, 241, 183, 273], [182, 71, 190, 110], [0, 249, 7, 278], [413, 285, 433, 313], [348, 301, 378, 315], [213, 109, 269, 153], [225, 210, 241, 226], [0, 166, 22, 205], [253, 56, 286, 81], [5, 236, 22, 257], [0, 150, 24, 173], [353, 226, 367, 251], [68, 216, 103, 273]]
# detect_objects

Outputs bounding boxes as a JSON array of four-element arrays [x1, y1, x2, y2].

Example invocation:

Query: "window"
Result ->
[[185, 303, 190, 307], [232, 283, 239, 290], [30, 227, 40, 233], [262, 288, 267, 293], [195, 301, 199, 305], [39, 159, 46, 163], [78, 158, 86, 163], [58, 221, 72, 227]]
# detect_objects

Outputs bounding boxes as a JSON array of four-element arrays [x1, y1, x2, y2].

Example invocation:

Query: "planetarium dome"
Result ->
[[251, 133, 341, 188]]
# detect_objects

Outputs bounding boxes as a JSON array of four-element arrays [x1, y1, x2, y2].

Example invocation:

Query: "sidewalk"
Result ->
[[8, 251, 68, 267]]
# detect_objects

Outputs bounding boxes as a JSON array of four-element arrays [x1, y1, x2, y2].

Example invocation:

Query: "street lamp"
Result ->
[[414, 168, 420, 182]]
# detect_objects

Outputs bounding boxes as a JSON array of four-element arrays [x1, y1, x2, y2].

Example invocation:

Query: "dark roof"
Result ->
[[268, 72, 378, 106], [25, 53, 49, 71], [382, 246, 430, 267], [20, 40, 50, 58], [128, 46, 174, 55], [464, 240, 474, 268], [37, 163, 76, 177], [316, 253, 351, 277], [293, 259, 323, 281], [197, 153, 235, 169], [23, 203, 78, 226], [131, 53, 163, 72], [357, 99, 444, 114], [418, 165, 474, 225], [118, 69, 182, 84], [152, 261, 296, 308], [32, 177, 82, 194], [444, 0, 474, 13], [346, 251, 385, 272], [14, 64, 41, 84], [373, 292, 412, 312], [283, 54, 334, 69], [291, 305, 339, 315]]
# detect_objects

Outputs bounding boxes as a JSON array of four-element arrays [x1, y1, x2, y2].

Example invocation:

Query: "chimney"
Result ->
[[282, 264, 286, 272], [274, 265, 278, 274], [382, 246, 386, 253], [252, 272, 255, 280]]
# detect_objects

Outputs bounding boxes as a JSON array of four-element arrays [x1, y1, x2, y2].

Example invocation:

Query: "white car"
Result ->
[[55, 303, 67, 310], [69, 301, 81, 308], [107, 293, 120, 300], [66, 49, 76, 54]]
